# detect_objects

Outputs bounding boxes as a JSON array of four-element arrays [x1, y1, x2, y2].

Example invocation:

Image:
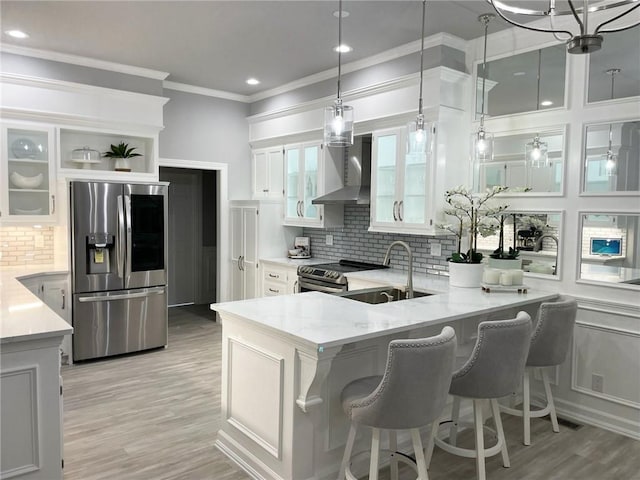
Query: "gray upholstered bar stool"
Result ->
[[430, 312, 532, 480], [338, 326, 457, 480], [501, 295, 578, 445]]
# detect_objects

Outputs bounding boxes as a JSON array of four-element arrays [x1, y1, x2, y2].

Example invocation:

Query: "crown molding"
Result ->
[[162, 81, 250, 103], [248, 32, 467, 103], [0, 43, 170, 80], [0, 72, 169, 105]]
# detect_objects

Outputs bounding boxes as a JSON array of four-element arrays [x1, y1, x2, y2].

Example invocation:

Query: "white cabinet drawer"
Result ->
[[263, 267, 287, 283], [264, 280, 286, 296]]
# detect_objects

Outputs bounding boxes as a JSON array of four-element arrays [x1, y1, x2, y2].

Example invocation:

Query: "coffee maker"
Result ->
[[517, 227, 542, 251]]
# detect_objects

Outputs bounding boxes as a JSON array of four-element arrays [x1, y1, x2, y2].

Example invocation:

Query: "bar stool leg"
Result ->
[[449, 396, 461, 446], [370, 428, 381, 480], [542, 369, 560, 433], [411, 428, 429, 480], [339, 423, 357, 480], [424, 420, 439, 467], [523, 369, 531, 446], [389, 430, 398, 480], [473, 399, 486, 480], [490, 398, 510, 468]]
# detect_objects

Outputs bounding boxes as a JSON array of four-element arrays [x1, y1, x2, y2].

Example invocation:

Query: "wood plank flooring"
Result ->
[[62, 305, 640, 480]]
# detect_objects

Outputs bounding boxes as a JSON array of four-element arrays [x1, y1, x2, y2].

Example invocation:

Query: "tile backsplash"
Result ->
[[303, 205, 456, 276], [0, 226, 55, 266]]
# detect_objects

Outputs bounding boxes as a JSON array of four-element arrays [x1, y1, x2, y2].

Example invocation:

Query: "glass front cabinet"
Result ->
[[1, 123, 57, 223], [370, 125, 434, 234]]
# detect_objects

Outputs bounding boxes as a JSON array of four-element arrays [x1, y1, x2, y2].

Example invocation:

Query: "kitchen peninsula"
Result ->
[[211, 280, 557, 480]]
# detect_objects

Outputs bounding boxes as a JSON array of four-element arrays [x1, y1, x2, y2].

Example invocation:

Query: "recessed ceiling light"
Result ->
[[6, 29, 29, 39], [513, 71, 526, 76], [246, 78, 260, 86], [333, 10, 349, 18], [334, 44, 352, 53], [540, 100, 554, 106]]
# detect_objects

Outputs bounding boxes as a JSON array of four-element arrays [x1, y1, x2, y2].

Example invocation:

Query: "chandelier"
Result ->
[[486, 0, 640, 54]]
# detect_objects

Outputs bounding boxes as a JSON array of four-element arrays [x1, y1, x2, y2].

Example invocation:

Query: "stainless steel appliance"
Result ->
[[297, 260, 387, 293], [70, 181, 168, 361]]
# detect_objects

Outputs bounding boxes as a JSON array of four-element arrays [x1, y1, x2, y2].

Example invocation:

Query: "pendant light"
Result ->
[[407, 0, 428, 155], [526, 50, 549, 168], [472, 14, 495, 164], [324, 0, 354, 147], [604, 67, 621, 176]]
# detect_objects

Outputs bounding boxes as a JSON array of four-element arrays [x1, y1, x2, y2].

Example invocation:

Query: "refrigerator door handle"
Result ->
[[124, 194, 133, 278], [117, 195, 125, 278], [78, 287, 165, 303]]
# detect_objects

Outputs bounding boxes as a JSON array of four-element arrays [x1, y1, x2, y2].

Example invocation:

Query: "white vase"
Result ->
[[487, 258, 523, 270], [114, 157, 131, 172], [448, 261, 485, 288]]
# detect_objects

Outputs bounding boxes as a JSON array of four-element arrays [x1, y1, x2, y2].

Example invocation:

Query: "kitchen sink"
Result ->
[[335, 286, 433, 304]]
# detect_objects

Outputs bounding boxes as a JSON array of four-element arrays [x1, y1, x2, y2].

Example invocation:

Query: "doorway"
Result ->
[[159, 167, 217, 306]]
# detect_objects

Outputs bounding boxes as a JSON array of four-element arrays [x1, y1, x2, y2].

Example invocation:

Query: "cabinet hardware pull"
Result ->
[[398, 200, 404, 222], [51, 195, 56, 214], [268, 288, 279, 293], [61, 289, 65, 310], [293, 280, 298, 293], [268, 273, 279, 278], [392, 201, 398, 221], [263, 189, 269, 192]]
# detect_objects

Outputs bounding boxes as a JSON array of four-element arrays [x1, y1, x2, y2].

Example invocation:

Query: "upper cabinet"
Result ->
[[1, 122, 57, 223], [370, 126, 434, 232], [252, 146, 284, 199], [283, 141, 343, 228]]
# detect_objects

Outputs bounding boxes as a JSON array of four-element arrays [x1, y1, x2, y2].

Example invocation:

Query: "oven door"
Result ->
[[298, 276, 347, 294]]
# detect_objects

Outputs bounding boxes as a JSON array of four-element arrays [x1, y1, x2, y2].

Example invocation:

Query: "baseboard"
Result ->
[[215, 431, 284, 480], [553, 398, 640, 441]]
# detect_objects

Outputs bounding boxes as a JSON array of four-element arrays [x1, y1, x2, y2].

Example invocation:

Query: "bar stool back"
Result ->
[[501, 295, 577, 445], [339, 326, 457, 480]]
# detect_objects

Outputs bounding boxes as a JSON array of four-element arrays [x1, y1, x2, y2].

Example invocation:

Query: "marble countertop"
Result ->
[[1, 264, 73, 344], [212, 273, 556, 349]]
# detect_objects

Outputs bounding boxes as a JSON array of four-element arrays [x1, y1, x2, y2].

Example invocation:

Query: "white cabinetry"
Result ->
[[230, 201, 300, 301], [252, 146, 284, 199], [283, 141, 343, 228], [369, 108, 467, 235], [261, 261, 300, 296], [1, 122, 57, 223]]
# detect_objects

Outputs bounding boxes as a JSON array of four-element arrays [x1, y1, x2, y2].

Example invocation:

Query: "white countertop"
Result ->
[[261, 257, 332, 267], [1, 264, 73, 344], [212, 273, 556, 349]]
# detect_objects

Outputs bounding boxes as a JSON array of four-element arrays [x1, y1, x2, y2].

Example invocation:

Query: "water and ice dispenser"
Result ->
[[86, 233, 115, 274]]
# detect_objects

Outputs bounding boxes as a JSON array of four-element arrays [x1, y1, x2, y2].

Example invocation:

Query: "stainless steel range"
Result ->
[[297, 260, 387, 293]]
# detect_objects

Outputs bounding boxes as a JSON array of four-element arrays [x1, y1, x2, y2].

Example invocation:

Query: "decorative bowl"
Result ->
[[11, 138, 46, 159], [10, 172, 44, 189]]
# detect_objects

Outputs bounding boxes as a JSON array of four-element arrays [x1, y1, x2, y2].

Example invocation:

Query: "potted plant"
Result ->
[[439, 185, 509, 287], [488, 213, 522, 269], [103, 142, 142, 172]]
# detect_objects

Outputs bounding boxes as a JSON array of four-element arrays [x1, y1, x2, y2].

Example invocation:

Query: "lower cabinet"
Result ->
[[261, 262, 300, 296], [1, 335, 65, 480]]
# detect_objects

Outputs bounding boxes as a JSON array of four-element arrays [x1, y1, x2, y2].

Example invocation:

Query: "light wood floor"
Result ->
[[62, 305, 640, 480]]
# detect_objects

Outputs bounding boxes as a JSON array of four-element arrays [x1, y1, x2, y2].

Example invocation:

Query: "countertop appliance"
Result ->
[[297, 259, 387, 293], [70, 180, 169, 361]]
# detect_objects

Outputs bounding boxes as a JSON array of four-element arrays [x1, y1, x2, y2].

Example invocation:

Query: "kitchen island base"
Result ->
[[212, 290, 554, 480]]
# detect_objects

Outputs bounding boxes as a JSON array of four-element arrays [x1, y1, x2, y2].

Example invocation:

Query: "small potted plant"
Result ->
[[103, 142, 142, 172], [488, 213, 522, 269], [439, 185, 509, 287]]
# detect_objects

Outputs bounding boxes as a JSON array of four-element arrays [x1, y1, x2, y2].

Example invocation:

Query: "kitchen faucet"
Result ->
[[383, 240, 414, 299], [534, 234, 559, 275]]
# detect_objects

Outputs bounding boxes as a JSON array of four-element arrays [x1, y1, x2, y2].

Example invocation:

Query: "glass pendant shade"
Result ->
[[324, 99, 354, 146], [407, 114, 427, 155], [526, 135, 549, 168], [471, 127, 494, 163], [604, 150, 617, 176]]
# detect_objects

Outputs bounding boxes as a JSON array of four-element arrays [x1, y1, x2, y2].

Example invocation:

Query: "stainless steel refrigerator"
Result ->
[[70, 181, 169, 361]]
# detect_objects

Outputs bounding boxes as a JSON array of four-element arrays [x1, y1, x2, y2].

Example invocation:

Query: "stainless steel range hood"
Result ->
[[312, 134, 371, 205]]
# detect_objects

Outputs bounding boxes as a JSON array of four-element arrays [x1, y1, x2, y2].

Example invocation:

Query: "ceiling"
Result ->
[[0, 1, 520, 97]]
